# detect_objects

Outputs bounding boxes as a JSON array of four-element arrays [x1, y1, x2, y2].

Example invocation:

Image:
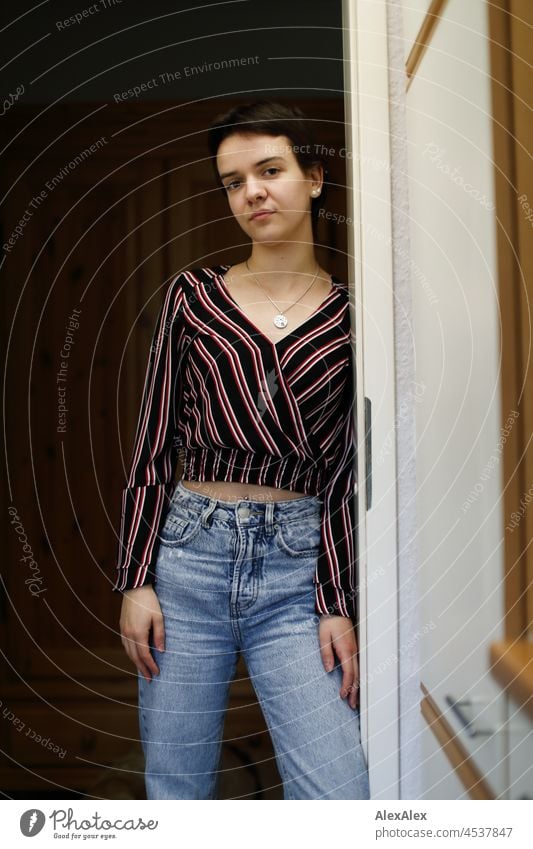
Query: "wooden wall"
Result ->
[[0, 98, 347, 795]]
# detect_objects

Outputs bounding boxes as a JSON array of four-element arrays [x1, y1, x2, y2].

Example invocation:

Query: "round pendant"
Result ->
[[274, 313, 288, 328]]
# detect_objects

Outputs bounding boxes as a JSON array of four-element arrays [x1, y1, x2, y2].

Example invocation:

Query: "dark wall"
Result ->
[[0, 0, 344, 103]]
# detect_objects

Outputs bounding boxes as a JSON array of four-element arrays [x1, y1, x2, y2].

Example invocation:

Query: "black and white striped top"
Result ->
[[113, 265, 358, 619]]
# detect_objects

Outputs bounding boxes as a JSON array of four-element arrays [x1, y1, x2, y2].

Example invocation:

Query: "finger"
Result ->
[[124, 634, 159, 681], [348, 651, 360, 708], [318, 629, 335, 672], [152, 616, 165, 652], [123, 640, 152, 682], [320, 647, 335, 672], [134, 647, 158, 682], [348, 673, 360, 708], [135, 631, 161, 678], [337, 653, 355, 700], [140, 647, 160, 679], [135, 656, 154, 683]]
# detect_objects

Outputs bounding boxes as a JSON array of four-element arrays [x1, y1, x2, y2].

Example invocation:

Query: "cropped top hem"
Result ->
[[180, 446, 329, 495]]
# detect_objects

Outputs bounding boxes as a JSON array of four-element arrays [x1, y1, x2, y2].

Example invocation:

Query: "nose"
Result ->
[[244, 177, 266, 202]]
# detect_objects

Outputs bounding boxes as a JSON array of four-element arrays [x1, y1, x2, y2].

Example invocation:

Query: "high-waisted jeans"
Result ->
[[138, 479, 370, 800]]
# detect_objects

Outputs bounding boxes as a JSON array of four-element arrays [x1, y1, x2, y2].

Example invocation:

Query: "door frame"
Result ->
[[343, 0, 401, 798]]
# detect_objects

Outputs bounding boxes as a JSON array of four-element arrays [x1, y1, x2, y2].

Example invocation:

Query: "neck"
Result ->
[[247, 244, 319, 288]]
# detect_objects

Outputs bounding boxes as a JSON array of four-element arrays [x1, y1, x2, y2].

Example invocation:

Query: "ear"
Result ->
[[306, 162, 324, 194]]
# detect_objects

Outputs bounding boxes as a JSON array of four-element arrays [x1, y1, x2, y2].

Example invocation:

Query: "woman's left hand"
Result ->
[[318, 615, 360, 710]]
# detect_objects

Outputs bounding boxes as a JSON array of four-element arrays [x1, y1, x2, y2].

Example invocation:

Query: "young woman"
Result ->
[[114, 100, 370, 800]]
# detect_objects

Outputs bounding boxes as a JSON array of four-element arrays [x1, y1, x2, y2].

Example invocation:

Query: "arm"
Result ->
[[314, 355, 358, 621], [314, 357, 361, 709], [113, 273, 185, 592]]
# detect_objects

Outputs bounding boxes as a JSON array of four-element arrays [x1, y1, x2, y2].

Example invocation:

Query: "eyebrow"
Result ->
[[218, 156, 285, 181]]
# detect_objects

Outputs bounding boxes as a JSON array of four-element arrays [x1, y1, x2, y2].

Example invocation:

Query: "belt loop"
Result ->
[[265, 501, 275, 536], [200, 498, 217, 528]]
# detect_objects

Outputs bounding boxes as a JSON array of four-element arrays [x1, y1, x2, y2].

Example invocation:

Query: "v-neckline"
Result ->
[[213, 264, 341, 351]]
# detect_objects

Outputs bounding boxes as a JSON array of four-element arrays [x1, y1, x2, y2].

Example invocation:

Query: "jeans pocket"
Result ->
[[159, 503, 203, 548], [275, 513, 322, 557]]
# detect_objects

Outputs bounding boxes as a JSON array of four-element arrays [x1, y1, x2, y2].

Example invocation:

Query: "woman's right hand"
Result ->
[[119, 585, 165, 683]]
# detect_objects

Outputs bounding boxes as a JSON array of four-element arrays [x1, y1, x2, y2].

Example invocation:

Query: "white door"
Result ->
[[342, 0, 401, 799]]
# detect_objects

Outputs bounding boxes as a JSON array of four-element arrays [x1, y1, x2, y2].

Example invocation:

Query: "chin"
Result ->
[[250, 232, 288, 246], [242, 224, 284, 242]]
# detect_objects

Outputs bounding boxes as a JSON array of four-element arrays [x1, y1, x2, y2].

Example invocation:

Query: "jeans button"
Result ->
[[237, 506, 250, 518]]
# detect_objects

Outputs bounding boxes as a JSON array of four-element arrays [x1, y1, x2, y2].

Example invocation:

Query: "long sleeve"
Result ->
[[314, 359, 358, 621], [112, 274, 185, 592]]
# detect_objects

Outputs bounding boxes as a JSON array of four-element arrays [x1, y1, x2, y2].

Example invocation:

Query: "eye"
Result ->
[[224, 167, 280, 193]]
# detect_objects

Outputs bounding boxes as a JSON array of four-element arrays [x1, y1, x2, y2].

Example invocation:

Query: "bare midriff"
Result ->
[[180, 479, 308, 502]]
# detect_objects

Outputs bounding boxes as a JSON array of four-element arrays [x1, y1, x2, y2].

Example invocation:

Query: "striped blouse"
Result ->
[[113, 264, 358, 620]]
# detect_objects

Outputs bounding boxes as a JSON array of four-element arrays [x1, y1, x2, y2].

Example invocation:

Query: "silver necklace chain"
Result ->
[[244, 259, 321, 328]]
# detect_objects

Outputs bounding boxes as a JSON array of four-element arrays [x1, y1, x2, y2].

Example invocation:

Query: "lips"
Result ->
[[250, 210, 274, 220]]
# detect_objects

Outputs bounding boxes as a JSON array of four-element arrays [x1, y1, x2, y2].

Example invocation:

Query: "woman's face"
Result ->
[[216, 132, 322, 243]]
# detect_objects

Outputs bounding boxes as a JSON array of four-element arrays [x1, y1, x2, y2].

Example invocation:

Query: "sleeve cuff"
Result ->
[[112, 570, 156, 593], [314, 578, 357, 621]]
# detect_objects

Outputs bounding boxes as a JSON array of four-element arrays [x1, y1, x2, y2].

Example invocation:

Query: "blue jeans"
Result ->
[[138, 479, 370, 800]]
